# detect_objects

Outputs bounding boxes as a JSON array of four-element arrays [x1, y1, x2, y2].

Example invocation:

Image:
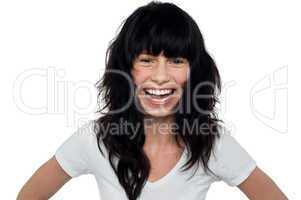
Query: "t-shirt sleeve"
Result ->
[[54, 120, 95, 178], [208, 128, 257, 186]]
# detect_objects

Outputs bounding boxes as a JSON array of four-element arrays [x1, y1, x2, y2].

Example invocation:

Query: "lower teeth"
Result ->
[[151, 94, 170, 98]]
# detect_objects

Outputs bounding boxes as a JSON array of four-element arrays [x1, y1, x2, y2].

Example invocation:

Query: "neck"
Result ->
[[143, 115, 183, 153]]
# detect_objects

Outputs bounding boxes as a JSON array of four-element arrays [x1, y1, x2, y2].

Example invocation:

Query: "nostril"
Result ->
[[151, 75, 170, 84]]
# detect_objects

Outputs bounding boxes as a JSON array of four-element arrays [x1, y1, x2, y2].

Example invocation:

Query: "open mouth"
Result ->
[[143, 88, 176, 98]]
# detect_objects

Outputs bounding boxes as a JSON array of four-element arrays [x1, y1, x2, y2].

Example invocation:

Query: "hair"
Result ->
[[94, 1, 224, 200]]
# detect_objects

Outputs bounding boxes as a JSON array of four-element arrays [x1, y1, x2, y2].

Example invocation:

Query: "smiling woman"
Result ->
[[132, 52, 190, 117], [17, 1, 288, 200]]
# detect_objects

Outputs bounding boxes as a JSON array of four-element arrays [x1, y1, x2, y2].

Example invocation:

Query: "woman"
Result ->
[[17, 1, 288, 200]]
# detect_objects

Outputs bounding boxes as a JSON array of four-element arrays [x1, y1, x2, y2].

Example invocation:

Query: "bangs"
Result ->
[[126, 2, 197, 62]]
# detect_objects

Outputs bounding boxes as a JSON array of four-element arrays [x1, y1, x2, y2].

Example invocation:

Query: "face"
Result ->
[[131, 51, 190, 117]]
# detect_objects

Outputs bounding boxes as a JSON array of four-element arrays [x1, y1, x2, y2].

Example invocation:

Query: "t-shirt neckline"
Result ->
[[145, 146, 187, 188]]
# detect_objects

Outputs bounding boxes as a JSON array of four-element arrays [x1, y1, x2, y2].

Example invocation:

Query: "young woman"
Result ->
[[17, 2, 288, 200]]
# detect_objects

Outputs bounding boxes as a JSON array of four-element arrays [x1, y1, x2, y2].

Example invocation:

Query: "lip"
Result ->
[[136, 83, 182, 105], [137, 82, 180, 90], [138, 89, 178, 105], [144, 93, 173, 105], [139, 85, 179, 94], [142, 88, 176, 96], [142, 87, 177, 91]]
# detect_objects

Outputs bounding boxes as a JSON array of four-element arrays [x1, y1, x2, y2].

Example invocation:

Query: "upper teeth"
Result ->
[[145, 89, 173, 95]]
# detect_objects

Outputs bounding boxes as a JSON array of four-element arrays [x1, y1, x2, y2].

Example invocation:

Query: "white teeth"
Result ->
[[145, 89, 173, 96]]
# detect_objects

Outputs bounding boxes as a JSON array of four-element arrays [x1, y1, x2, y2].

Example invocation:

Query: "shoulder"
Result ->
[[54, 119, 107, 177], [208, 126, 257, 186], [70, 120, 107, 151], [75, 119, 109, 159]]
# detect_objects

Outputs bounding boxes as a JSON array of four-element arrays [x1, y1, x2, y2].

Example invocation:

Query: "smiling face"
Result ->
[[131, 51, 190, 117]]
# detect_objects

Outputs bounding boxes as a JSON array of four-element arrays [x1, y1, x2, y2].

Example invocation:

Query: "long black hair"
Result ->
[[94, 1, 224, 200]]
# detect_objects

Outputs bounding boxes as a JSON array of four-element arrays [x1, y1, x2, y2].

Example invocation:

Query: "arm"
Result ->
[[17, 156, 71, 200], [238, 166, 288, 200]]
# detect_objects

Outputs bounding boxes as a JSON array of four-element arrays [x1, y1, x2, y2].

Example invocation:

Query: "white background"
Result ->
[[0, 0, 299, 199]]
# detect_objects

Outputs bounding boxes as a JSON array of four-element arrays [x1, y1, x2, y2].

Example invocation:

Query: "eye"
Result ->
[[169, 57, 185, 64], [139, 58, 152, 63]]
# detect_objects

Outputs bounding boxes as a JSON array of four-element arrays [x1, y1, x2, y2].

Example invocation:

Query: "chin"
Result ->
[[142, 108, 175, 118], [137, 98, 180, 118]]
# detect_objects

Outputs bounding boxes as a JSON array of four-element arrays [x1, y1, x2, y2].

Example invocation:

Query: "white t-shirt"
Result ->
[[55, 120, 257, 200]]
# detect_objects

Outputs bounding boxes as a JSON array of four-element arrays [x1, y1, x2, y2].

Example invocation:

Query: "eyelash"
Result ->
[[170, 58, 184, 64], [139, 58, 184, 64], [140, 58, 152, 63]]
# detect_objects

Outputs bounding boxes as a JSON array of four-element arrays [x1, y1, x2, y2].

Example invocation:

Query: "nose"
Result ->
[[151, 59, 170, 84]]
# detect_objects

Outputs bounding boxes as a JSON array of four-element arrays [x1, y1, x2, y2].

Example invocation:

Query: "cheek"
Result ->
[[170, 67, 190, 86], [131, 69, 150, 85]]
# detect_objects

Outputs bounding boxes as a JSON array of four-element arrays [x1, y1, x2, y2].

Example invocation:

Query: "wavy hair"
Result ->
[[94, 1, 224, 200]]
